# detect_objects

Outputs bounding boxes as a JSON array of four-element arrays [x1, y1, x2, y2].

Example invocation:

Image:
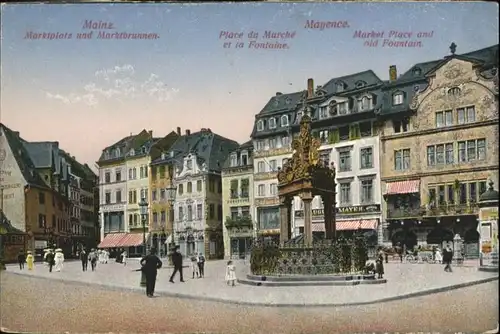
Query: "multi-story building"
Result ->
[[221, 141, 254, 259], [251, 75, 384, 242], [155, 128, 238, 259], [380, 44, 499, 255], [97, 131, 150, 253], [60, 152, 99, 251], [251, 91, 297, 241], [0, 123, 82, 259], [148, 127, 181, 256]]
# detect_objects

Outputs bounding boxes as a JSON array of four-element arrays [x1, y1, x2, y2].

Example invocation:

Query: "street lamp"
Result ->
[[139, 197, 149, 256], [165, 184, 177, 263], [139, 197, 149, 287]]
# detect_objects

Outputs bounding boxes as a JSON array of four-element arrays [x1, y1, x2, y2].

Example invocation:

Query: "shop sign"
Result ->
[[295, 204, 381, 218]]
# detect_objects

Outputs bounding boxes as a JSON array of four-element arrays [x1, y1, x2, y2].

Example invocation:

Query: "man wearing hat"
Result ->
[[45, 249, 55, 272], [169, 245, 185, 283]]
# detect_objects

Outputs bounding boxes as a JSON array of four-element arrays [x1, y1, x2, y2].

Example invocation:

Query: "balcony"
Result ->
[[425, 203, 479, 216], [387, 207, 424, 219], [225, 215, 253, 228]]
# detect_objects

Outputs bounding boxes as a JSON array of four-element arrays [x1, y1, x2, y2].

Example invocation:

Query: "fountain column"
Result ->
[[301, 192, 313, 245], [279, 197, 290, 244]]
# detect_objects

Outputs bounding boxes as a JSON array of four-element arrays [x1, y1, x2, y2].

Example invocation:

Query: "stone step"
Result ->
[[237, 278, 387, 287]]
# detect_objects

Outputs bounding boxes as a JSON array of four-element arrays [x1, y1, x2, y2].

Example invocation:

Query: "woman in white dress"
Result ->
[[54, 248, 65, 272], [98, 249, 105, 264], [121, 250, 128, 266], [225, 260, 237, 286], [104, 250, 109, 263], [435, 248, 443, 264]]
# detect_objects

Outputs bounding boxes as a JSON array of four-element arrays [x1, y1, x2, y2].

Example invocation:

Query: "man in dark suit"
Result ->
[[140, 247, 163, 297], [169, 246, 184, 283], [18, 250, 26, 270], [443, 245, 453, 272], [80, 249, 88, 271], [46, 250, 55, 273]]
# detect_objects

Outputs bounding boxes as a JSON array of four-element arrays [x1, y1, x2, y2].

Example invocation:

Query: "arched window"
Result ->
[[280, 115, 289, 127], [129, 149, 135, 156], [269, 117, 277, 129], [447, 87, 461, 96], [256, 120, 264, 131]]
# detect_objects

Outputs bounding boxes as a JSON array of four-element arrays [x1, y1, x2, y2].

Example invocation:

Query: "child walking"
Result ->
[[225, 260, 237, 286], [26, 251, 34, 270]]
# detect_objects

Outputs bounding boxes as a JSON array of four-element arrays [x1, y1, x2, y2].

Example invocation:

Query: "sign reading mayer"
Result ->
[[295, 204, 381, 217]]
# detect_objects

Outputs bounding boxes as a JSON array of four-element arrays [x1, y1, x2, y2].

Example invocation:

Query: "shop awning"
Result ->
[[98, 233, 127, 248], [311, 219, 379, 232], [116, 233, 149, 247], [385, 180, 420, 195]]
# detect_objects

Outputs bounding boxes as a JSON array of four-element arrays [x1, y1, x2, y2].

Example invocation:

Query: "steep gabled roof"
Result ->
[[152, 129, 239, 173], [321, 70, 384, 94], [0, 123, 49, 189]]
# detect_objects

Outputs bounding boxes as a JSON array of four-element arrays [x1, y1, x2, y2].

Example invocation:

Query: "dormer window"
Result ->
[[241, 151, 248, 165], [412, 67, 422, 76], [392, 92, 404, 106], [269, 117, 277, 129], [129, 149, 135, 156], [355, 80, 366, 88], [257, 120, 264, 131], [186, 159, 193, 170], [230, 153, 238, 167], [328, 100, 337, 116], [448, 87, 461, 96], [285, 97, 292, 105], [142, 147, 147, 154], [105, 151, 110, 159], [161, 152, 166, 160], [273, 99, 279, 107], [114, 148, 121, 157], [336, 82, 345, 92], [358, 96, 372, 111], [280, 115, 289, 127]]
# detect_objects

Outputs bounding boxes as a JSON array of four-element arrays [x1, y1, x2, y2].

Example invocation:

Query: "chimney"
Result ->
[[307, 78, 314, 99], [176, 127, 181, 135], [186, 129, 191, 135], [389, 65, 397, 82], [148, 130, 153, 138], [276, 92, 282, 96]]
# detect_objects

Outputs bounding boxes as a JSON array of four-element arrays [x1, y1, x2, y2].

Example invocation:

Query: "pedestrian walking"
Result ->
[[18, 250, 26, 270], [104, 250, 109, 263], [169, 246, 184, 283], [443, 245, 453, 272], [121, 250, 128, 266], [225, 260, 237, 286], [190, 254, 199, 279], [140, 247, 163, 298], [45, 249, 55, 272], [88, 249, 98, 271], [435, 247, 443, 264], [26, 251, 34, 270], [376, 250, 385, 279], [80, 249, 88, 271], [197, 252, 205, 278], [54, 248, 64, 272]]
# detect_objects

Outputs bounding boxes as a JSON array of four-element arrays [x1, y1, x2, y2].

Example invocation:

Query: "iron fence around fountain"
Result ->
[[249, 236, 369, 276]]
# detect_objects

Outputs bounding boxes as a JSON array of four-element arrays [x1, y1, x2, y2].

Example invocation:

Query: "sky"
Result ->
[[1, 2, 498, 168]]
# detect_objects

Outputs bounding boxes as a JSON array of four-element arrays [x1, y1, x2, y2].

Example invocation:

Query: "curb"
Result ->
[[2, 271, 498, 308], [483, 323, 499, 334]]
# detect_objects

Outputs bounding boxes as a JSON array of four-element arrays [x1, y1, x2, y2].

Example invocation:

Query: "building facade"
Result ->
[[380, 44, 499, 255], [251, 75, 384, 242], [251, 91, 298, 241], [148, 128, 182, 256], [155, 128, 238, 259], [221, 141, 254, 259], [0, 124, 88, 259]]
